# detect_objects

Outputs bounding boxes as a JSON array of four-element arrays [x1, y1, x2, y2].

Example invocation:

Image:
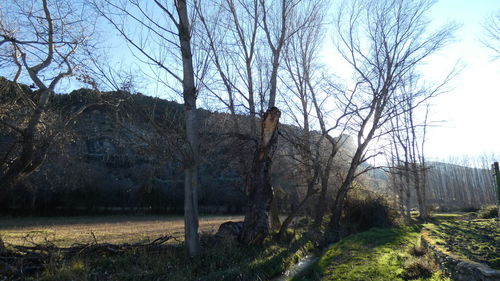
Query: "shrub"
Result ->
[[342, 190, 397, 233], [402, 257, 435, 280], [477, 205, 498, 219], [408, 244, 426, 257], [461, 206, 480, 213]]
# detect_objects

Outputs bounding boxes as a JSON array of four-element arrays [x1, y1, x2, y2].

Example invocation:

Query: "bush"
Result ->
[[342, 190, 397, 233], [461, 206, 480, 213], [477, 205, 498, 219], [402, 256, 436, 280]]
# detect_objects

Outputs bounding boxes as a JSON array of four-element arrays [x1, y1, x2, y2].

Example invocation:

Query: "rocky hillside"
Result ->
[[0, 77, 495, 215], [0, 78, 249, 214]]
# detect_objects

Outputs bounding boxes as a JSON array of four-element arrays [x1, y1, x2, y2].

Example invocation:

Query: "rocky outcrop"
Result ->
[[421, 229, 500, 281]]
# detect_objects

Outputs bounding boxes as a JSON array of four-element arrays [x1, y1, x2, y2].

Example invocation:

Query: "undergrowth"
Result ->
[[1, 229, 316, 281], [293, 225, 450, 281], [477, 205, 498, 219]]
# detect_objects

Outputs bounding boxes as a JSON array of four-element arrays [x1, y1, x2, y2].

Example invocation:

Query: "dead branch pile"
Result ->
[[0, 235, 173, 280]]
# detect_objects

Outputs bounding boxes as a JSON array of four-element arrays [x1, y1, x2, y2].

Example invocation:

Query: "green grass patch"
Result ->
[[293, 226, 450, 281], [429, 213, 464, 220], [425, 218, 499, 269]]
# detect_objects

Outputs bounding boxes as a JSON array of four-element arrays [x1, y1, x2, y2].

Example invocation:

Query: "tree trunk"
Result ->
[[269, 195, 281, 231], [414, 165, 427, 221], [313, 147, 337, 227], [0, 89, 51, 189], [313, 176, 329, 227], [328, 185, 349, 241], [184, 165, 200, 256], [177, 0, 201, 257], [404, 163, 412, 222], [277, 191, 314, 238], [328, 143, 367, 239], [240, 107, 281, 245]]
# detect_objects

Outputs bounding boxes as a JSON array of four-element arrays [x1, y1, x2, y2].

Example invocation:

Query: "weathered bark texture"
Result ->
[[269, 195, 281, 231], [240, 107, 281, 245], [176, 0, 201, 257], [0, 89, 51, 189]]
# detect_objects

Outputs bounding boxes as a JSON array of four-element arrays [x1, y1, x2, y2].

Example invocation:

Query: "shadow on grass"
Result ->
[[1, 227, 316, 281]]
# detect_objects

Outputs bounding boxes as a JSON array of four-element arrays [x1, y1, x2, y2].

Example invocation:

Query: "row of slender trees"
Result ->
[[2, 0, 496, 257]]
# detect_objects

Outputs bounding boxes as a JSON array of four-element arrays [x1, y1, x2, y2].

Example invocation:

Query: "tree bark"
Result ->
[[0, 88, 51, 189], [240, 107, 281, 245], [313, 171, 330, 227], [176, 0, 201, 257], [414, 164, 428, 221], [269, 194, 281, 231]]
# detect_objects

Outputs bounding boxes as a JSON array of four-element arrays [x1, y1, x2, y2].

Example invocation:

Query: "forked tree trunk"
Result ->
[[277, 190, 315, 238], [0, 88, 51, 189], [240, 107, 281, 245]]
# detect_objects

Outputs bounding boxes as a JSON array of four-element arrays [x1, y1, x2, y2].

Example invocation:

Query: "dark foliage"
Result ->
[[477, 205, 498, 219], [0, 79, 247, 216], [341, 191, 397, 233]]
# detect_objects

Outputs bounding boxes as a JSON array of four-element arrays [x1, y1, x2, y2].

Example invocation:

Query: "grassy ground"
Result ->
[[293, 225, 450, 281], [424, 218, 499, 269], [3, 214, 496, 280], [0, 215, 242, 247], [0, 215, 315, 281]]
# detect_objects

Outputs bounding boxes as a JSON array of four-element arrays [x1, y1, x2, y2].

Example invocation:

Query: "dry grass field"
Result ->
[[0, 215, 243, 247]]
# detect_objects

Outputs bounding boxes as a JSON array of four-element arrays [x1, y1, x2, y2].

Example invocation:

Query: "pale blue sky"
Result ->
[[423, 0, 500, 159]]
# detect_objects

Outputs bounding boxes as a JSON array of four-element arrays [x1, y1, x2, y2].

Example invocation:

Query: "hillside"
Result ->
[[0, 77, 495, 215], [0, 78, 247, 214]]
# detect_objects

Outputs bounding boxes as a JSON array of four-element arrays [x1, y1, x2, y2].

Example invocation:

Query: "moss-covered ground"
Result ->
[[424, 218, 499, 269], [293, 226, 450, 281]]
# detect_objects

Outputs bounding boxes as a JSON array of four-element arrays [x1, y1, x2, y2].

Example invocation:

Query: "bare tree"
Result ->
[[481, 10, 500, 59], [276, 0, 332, 236], [388, 84, 433, 222], [0, 0, 97, 189], [197, 0, 261, 133], [327, 0, 457, 237], [94, 0, 204, 256], [197, 0, 320, 245]]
